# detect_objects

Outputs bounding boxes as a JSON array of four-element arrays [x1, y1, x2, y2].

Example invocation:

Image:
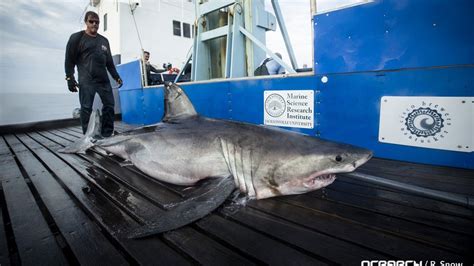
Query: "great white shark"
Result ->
[[60, 82, 372, 238]]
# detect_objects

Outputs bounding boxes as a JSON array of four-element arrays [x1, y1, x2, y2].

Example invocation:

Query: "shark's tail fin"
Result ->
[[58, 110, 102, 154]]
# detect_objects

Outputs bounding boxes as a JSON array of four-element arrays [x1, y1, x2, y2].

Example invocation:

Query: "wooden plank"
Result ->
[[332, 177, 474, 218], [0, 184, 11, 266], [315, 184, 474, 237], [56, 128, 83, 138], [1, 135, 68, 265], [65, 126, 83, 134], [0, 136, 9, 156], [196, 214, 328, 265], [282, 193, 470, 254], [13, 133, 128, 265], [25, 132, 191, 265], [360, 159, 474, 194], [223, 206, 392, 263], [365, 158, 474, 180], [358, 167, 474, 196], [249, 199, 463, 260], [164, 227, 256, 265]]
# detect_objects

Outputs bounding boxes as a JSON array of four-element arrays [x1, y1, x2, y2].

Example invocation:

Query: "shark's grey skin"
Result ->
[[60, 83, 372, 237]]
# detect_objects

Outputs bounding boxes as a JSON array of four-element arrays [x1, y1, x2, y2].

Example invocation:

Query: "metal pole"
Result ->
[[344, 172, 474, 209], [174, 51, 193, 83], [239, 26, 296, 74], [271, 0, 298, 70]]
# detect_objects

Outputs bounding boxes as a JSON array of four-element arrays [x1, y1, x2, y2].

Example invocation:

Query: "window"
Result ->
[[103, 13, 107, 31], [183, 23, 191, 38], [173, 20, 181, 36]]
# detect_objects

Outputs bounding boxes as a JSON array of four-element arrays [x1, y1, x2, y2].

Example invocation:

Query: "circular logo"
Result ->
[[265, 94, 286, 117], [399, 102, 451, 144], [405, 107, 444, 137]]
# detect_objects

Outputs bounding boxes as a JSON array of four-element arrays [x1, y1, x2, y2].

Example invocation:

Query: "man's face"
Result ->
[[144, 53, 150, 62], [86, 15, 100, 34]]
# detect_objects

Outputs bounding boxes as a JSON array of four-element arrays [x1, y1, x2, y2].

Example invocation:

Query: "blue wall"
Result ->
[[314, 0, 474, 73], [117, 0, 473, 169]]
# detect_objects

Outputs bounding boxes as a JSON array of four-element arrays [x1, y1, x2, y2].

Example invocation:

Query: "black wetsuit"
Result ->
[[65, 30, 120, 136]]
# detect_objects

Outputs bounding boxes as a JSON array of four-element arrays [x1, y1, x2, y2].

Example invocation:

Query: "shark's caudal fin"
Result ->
[[58, 110, 102, 154], [162, 82, 198, 122]]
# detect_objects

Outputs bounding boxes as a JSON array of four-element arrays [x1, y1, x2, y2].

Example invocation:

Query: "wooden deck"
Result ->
[[0, 121, 473, 265]]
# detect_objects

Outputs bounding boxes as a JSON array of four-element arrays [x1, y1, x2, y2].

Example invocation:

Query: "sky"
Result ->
[[0, 0, 363, 95], [0, 0, 90, 94]]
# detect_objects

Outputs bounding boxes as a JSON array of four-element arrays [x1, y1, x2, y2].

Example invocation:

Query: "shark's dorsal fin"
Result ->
[[162, 82, 198, 122]]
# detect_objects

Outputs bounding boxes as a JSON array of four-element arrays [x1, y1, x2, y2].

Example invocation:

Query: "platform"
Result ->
[[1, 121, 473, 265]]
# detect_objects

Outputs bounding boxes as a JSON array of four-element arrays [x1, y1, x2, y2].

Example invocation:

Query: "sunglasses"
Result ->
[[88, 20, 100, 25]]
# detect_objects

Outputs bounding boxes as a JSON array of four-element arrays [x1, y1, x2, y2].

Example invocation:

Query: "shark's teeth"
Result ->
[[303, 174, 336, 188]]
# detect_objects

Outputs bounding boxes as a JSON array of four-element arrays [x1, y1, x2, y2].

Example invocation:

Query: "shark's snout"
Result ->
[[353, 151, 373, 169]]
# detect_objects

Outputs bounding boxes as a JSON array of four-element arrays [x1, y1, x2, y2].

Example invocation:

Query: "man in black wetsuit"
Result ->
[[64, 11, 122, 137]]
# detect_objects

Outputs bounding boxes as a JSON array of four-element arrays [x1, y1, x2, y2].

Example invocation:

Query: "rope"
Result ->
[[129, 0, 144, 52], [128, 0, 147, 86]]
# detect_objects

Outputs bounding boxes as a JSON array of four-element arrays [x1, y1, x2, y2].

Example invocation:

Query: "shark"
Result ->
[[60, 82, 372, 238]]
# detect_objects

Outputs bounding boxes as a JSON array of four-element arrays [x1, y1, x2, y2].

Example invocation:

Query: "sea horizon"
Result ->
[[0, 92, 81, 125]]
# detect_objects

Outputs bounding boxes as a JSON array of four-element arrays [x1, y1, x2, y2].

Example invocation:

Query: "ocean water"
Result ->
[[0, 93, 81, 125]]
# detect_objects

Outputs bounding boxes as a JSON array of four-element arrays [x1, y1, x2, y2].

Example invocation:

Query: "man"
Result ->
[[254, 52, 285, 76], [65, 11, 122, 137], [143, 51, 164, 85]]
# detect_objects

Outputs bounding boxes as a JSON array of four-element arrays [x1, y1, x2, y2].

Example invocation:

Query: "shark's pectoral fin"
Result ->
[[127, 176, 235, 239]]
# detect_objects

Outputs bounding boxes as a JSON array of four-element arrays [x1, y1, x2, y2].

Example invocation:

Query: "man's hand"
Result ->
[[116, 77, 123, 88], [66, 76, 78, 92]]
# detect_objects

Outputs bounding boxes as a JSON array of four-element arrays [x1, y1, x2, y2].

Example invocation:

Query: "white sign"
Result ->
[[264, 90, 314, 129], [379, 96, 473, 152]]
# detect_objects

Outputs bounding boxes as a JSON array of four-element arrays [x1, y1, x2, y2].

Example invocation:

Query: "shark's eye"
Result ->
[[335, 155, 342, 162]]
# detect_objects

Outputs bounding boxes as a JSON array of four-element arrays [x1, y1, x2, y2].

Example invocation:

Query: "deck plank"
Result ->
[[0, 184, 10, 266], [25, 132, 191, 265], [360, 159, 474, 195], [333, 177, 474, 218], [164, 227, 256, 265], [313, 183, 474, 237], [1, 135, 68, 265], [365, 158, 474, 180], [197, 214, 329, 265], [222, 205, 391, 263], [282, 192, 471, 254], [13, 133, 128, 265], [249, 199, 462, 261]]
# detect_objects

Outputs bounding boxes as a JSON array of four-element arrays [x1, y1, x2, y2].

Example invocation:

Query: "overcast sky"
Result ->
[[0, 0, 90, 94], [0, 0, 360, 95]]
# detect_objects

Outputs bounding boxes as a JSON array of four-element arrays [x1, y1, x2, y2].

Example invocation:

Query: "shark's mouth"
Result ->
[[303, 173, 336, 188]]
